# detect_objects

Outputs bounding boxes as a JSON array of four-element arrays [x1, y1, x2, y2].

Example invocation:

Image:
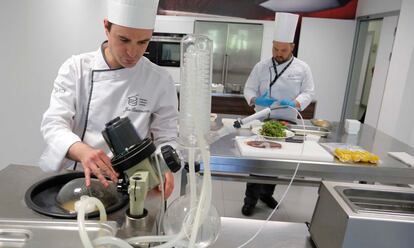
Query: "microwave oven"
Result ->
[[144, 33, 184, 67]]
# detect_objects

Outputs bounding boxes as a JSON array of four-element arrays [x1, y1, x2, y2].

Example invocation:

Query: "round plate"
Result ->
[[25, 172, 128, 219], [311, 119, 331, 129], [251, 126, 295, 140]]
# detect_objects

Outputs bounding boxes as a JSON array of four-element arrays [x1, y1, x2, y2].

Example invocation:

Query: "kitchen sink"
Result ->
[[310, 181, 414, 248], [335, 186, 414, 216]]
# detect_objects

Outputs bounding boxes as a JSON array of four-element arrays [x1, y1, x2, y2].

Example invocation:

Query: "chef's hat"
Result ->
[[107, 0, 159, 29], [273, 12, 299, 43]]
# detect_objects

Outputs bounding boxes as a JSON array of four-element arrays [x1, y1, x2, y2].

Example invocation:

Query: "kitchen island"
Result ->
[[0, 164, 314, 247], [206, 114, 414, 186]]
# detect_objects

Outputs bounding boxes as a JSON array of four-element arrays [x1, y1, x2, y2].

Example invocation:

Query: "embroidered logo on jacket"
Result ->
[[124, 94, 150, 113], [128, 95, 138, 106]]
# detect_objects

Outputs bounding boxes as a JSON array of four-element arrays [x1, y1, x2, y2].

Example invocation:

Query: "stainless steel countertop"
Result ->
[[211, 92, 244, 97], [209, 115, 414, 185], [0, 165, 55, 219], [0, 165, 313, 247], [0, 164, 160, 237]]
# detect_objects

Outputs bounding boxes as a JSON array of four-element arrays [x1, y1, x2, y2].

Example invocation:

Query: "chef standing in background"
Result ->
[[242, 12, 315, 216], [39, 0, 177, 198]]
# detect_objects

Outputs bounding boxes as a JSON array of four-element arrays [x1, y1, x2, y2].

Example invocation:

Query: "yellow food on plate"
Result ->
[[334, 148, 379, 165]]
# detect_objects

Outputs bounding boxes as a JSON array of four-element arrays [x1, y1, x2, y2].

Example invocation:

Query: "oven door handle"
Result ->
[[224, 54, 229, 86], [221, 54, 227, 85]]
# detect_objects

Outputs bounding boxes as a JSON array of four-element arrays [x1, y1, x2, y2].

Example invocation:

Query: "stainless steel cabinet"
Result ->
[[194, 21, 263, 94]]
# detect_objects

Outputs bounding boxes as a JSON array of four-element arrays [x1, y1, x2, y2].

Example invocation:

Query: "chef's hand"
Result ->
[[67, 142, 118, 188], [280, 99, 298, 108], [255, 91, 277, 107], [157, 171, 174, 199]]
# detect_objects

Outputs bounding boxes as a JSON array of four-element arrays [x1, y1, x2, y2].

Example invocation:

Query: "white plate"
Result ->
[[251, 126, 295, 140]]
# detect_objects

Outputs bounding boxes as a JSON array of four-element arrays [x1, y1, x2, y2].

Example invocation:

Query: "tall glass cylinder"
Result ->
[[178, 35, 213, 149]]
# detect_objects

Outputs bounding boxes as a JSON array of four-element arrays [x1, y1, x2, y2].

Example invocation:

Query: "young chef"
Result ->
[[39, 0, 177, 198], [242, 12, 315, 216]]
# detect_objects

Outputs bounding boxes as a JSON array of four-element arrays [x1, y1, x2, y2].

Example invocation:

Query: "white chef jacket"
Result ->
[[39, 42, 178, 172], [244, 56, 315, 123]]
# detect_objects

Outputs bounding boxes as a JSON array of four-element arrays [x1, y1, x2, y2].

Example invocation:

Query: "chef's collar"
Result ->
[[100, 40, 129, 70], [100, 41, 112, 69]]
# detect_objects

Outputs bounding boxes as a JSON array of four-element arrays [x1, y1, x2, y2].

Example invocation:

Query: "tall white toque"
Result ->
[[107, 0, 159, 29], [273, 12, 299, 43]]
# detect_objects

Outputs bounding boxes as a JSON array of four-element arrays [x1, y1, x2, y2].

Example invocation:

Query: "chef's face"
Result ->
[[272, 41, 294, 64], [104, 19, 152, 68]]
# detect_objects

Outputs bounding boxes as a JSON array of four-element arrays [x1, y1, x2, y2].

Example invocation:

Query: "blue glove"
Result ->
[[255, 91, 276, 107], [280, 99, 296, 108]]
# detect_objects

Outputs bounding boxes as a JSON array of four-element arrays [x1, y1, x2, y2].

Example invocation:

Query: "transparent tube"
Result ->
[[180, 34, 215, 248], [76, 196, 108, 248], [178, 35, 212, 149], [163, 34, 220, 248]]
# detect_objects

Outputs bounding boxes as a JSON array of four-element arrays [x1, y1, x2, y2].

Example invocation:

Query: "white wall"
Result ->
[[0, 1, 28, 169], [0, 0, 106, 170], [260, 22, 275, 61], [298, 18, 355, 121], [155, 15, 195, 34], [356, 0, 401, 17], [377, 0, 414, 148]]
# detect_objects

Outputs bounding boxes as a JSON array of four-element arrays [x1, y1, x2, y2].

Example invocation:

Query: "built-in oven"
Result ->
[[144, 33, 184, 67]]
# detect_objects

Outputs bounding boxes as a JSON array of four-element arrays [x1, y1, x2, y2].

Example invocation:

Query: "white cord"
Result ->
[[236, 106, 306, 248]]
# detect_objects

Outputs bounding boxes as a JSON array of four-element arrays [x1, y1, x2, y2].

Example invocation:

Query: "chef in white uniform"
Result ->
[[39, 0, 177, 198], [244, 12, 315, 124], [242, 13, 315, 216]]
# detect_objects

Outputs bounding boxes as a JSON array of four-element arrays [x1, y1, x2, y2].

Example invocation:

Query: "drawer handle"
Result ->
[[0, 229, 31, 242]]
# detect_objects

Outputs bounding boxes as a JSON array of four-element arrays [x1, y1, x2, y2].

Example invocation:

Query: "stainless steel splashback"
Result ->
[[194, 21, 263, 94]]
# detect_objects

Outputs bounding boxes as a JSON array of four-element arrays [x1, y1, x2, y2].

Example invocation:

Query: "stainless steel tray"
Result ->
[[335, 186, 414, 216], [288, 125, 331, 137], [0, 218, 117, 247]]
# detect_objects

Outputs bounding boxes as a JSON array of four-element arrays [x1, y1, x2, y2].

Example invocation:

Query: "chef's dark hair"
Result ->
[[107, 21, 113, 32]]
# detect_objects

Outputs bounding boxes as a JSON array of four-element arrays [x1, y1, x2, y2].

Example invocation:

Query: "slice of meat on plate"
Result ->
[[246, 140, 282, 149]]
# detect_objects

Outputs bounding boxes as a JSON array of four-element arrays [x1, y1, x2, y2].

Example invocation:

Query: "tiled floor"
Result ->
[[211, 180, 319, 223]]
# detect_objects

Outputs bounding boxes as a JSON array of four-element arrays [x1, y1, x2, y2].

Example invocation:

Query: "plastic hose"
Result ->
[[187, 103, 213, 247], [188, 147, 197, 210], [76, 196, 107, 248], [125, 234, 177, 244], [236, 106, 306, 248], [93, 236, 132, 248]]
